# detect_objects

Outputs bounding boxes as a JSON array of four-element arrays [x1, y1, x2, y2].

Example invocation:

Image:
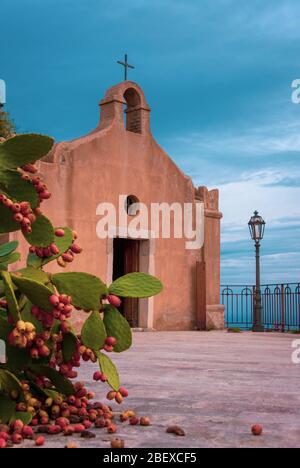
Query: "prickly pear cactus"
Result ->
[[0, 134, 163, 433]]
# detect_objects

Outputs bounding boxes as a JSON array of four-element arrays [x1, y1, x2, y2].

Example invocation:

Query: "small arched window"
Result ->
[[124, 88, 142, 134], [125, 195, 140, 216]]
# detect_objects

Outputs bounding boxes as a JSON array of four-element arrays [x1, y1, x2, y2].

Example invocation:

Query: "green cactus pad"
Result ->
[[109, 272, 163, 298], [52, 272, 108, 311], [0, 252, 20, 267], [23, 214, 55, 248], [0, 134, 54, 169], [103, 305, 132, 353], [0, 241, 18, 258], [11, 274, 53, 312], [81, 311, 107, 351], [0, 204, 20, 234], [0, 369, 23, 395], [1, 271, 20, 322], [62, 332, 78, 363], [0, 169, 39, 208], [0, 393, 15, 424], [30, 365, 74, 396], [0, 315, 10, 340], [6, 344, 31, 372], [98, 352, 120, 391], [17, 267, 50, 285]]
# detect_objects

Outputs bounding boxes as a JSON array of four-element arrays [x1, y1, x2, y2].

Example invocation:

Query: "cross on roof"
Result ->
[[117, 54, 135, 81]]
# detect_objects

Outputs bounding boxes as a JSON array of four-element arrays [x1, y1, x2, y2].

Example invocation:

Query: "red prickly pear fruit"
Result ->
[[83, 420, 92, 429], [34, 207, 43, 216], [48, 425, 61, 435], [0, 299, 8, 308], [30, 348, 39, 359], [3, 198, 13, 208], [107, 295, 122, 307], [251, 424, 263, 436], [70, 243, 83, 254], [100, 374, 108, 383], [105, 336, 117, 347], [59, 294, 71, 305], [11, 433, 23, 444], [0, 432, 8, 441], [95, 418, 106, 428], [74, 424, 85, 433], [106, 391, 117, 401], [0, 438, 7, 449], [55, 229, 65, 237], [11, 420, 24, 433], [38, 345, 51, 357], [93, 371, 102, 382], [13, 213, 24, 223], [104, 344, 114, 353], [64, 425, 75, 436], [76, 388, 87, 399], [31, 418, 39, 426], [29, 246, 36, 254], [11, 203, 21, 213], [67, 370, 78, 379], [22, 426, 34, 438], [27, 213, 37, 223], [62, 252, 74, 263], [49, 294, 60, 307], [140, 416, 151, 426], [56, 418, 69, 429], [60, 321, 71, 333], [107, 424, 117, 434], [35, 436, 45, 446], [129, 417, 139, 426], [22, 225, 32, 234], [50, 243, 59, 255], [35, 338, 45, 348], [21, 217, 31, 227], [115, 392, 123, 404], [39, 190, 51, 200], [22, 163, 38, 174], [119, 387, 129, 398], [20, 201, 31, 214]]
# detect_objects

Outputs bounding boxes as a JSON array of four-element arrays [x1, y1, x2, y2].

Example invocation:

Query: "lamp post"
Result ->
[[248, 211, 265, 332]]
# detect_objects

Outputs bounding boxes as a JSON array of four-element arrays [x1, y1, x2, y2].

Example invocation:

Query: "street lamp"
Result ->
[[248, 210, 265, 332]]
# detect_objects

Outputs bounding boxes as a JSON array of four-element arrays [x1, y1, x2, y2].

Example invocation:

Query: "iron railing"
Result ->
[[221, 283, 300, 331]]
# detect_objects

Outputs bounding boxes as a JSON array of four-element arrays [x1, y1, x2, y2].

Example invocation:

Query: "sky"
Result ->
[[1, 0, 300, 285]]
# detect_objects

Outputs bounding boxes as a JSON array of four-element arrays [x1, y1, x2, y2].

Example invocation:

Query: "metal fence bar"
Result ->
[[221, 283, 300, 331]]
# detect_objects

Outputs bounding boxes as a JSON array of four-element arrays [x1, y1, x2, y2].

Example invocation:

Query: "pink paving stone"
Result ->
[[20, 331, 300, 448]]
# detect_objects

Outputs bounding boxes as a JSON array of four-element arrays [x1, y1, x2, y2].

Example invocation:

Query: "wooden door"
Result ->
[[123, 240, 140, 327], [113, 238, 140, 328]]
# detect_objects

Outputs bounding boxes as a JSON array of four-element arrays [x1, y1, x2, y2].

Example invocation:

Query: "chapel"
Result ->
[[15, 81, 224, 331]]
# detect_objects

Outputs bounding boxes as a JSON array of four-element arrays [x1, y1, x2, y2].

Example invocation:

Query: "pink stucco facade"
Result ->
[[13, 81, 224, 330]]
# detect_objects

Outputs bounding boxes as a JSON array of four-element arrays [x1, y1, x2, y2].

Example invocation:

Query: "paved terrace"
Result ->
[[24, 331, 300, 448]]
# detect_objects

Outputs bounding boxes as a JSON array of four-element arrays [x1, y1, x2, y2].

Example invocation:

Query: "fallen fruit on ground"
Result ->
[[251, 424, 263, 436], [166, 426, 186, 436], [111, 438, 125, 448]]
